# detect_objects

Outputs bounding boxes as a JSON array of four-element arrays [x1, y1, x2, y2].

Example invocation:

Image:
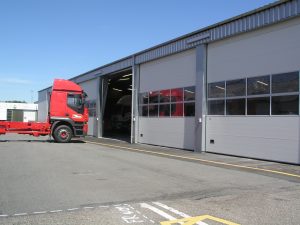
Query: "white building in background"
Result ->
[[0, 103, 38, 122]]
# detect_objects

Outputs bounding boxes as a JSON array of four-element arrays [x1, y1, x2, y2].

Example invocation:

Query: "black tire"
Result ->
[[53, 125, 73, 143]]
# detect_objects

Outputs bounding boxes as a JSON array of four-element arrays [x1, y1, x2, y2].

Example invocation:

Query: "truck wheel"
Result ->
[[53, 125, 73, 143]]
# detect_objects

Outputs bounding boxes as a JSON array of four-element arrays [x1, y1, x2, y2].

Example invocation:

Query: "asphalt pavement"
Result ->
[[0, 134, 300, 225]]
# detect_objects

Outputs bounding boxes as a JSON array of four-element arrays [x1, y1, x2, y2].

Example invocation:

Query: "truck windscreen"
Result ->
[[67, 94, 84, 114]]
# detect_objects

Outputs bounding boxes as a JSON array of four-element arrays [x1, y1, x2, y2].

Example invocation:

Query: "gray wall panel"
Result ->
[[78, 78, 98, 101], [139, 118, 195, 150], [139, 49, 196, 92], [38, 89, 48, 101], [37, 100, 48, 122], [207, 17, 300, 82], [78, 78, 98, 136], [87, 117, 97, 137], [206, 117, 300, 164], [37, 89, 50, 122]]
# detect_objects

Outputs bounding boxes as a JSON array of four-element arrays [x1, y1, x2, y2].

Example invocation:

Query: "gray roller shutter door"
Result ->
[[206, 17, 300, 164], [139, 49, 196, 150]]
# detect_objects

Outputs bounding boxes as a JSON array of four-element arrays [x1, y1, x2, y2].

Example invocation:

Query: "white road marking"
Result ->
[[152, 202, 208, 225], [83, 206, 94, 209], [140, 203, 176, 221], [153, 202, 190, 218], [128, 204, 156, 224], [33, 211, 47, 214], [14, 213, 28, 216], [125, 204, 135, 210], [50, 210, 63, 213], [67, 208, 79, 211], [115, 204, 145, 223], [0, 203, 114, 219]]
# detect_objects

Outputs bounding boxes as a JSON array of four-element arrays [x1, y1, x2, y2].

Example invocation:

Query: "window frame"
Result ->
[[271, 71, 299, 94], [247, 75, 270, 96], [207, 71, 300, 117], [67, 93, 84, 114], [226, 78, 246, 98], [138, 86, 195, 118], [208, 81, 225, 98]]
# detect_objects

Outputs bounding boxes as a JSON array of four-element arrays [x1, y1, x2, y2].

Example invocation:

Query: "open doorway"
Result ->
[[102, 70, 132, 142]]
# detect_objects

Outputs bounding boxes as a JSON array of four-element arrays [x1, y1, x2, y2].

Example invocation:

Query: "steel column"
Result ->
[[195, 44, 207, 152], [131, 58, 140, 144]]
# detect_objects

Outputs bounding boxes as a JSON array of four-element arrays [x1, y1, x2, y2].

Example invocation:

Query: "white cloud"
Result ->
[[0, 78, 33, 84]]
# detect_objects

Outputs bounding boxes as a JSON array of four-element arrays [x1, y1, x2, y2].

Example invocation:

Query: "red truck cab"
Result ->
[[49, 79, 89, 142]]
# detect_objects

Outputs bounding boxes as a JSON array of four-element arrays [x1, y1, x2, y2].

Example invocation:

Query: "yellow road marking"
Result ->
[[85, 140, 300, 179], [160, 214, 240, 225]]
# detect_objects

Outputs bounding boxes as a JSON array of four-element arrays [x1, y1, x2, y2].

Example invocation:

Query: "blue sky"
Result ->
[[0, 0, 275, 102]]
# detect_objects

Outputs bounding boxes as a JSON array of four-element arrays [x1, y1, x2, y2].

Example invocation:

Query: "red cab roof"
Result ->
[[52, 79, 82, 92]]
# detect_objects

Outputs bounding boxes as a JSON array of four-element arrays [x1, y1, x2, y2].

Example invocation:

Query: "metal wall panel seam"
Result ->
[[270, 8, 274, 24], [218, 26, 222, 38], [269, 8, 273, 23], [243, 17, 247, 31], [222, 25, 225, 37], [275, 5, 280, 21], [265, 10, 269, 24], [227, 23, 230, 36], [251, 15, 255, 29], [248, 15, 252, 30], [255, 13, 259, 28], [261, 10, 265, 25], [235, 20, 239, 34], [286, 1, 291, 16], [277, 4, 281, 19], [253, 14, 257, 29], [230, 22, 235, 35], [294, 0, 298, 14], [246, 16, 250, 30], [242, 17, 246, 31], [280, 4, 285, 18]]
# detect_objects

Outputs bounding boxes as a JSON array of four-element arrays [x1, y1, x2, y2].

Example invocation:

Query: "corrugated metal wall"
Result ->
[[70, 57, 133, 84]]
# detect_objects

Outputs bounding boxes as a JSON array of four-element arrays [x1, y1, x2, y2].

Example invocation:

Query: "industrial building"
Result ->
[[0, 103, 38, 122], [38, 0, 300, 164]]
